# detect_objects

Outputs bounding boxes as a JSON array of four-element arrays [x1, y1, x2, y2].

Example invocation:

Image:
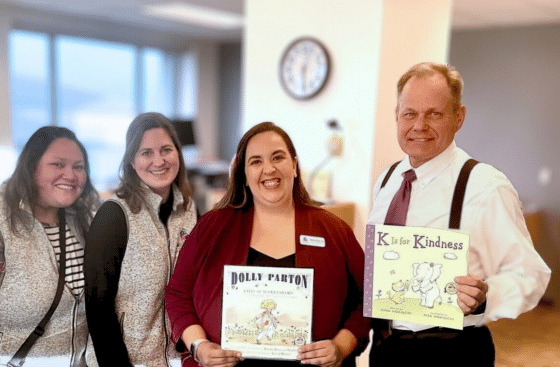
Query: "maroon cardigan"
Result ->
[[165, 204, 371, 365]]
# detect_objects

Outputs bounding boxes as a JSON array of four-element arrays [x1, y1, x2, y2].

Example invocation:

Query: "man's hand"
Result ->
[[454, 274, 488, 316], [195, 341, 243, 367]]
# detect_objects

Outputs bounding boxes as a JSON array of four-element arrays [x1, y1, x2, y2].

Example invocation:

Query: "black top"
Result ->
[[247, 247, 295, 268], [84, 191, 173, 367], [238, 248, 304, 367]]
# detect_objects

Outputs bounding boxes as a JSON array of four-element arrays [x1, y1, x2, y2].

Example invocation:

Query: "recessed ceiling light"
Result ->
[[143, 2, 244, 30]]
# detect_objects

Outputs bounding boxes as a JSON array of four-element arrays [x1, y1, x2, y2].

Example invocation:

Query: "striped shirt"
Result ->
[[43, 223, 85, 297]]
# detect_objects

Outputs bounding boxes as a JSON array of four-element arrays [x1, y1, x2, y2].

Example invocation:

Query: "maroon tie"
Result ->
[[384, 169, 417, 226]]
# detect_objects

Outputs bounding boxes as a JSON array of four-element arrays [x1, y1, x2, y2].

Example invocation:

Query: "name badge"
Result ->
[[300, 235, 325, 248]]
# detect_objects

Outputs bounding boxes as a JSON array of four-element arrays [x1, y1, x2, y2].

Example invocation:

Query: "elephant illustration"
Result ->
[[411, 262, 443, 308]]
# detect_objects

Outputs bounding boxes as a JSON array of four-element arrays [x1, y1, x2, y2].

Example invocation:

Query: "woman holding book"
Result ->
[[166, 122, 370, 367]]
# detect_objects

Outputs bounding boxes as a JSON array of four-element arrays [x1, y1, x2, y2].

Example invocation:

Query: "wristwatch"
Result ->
[[189, 338, 209, 362]]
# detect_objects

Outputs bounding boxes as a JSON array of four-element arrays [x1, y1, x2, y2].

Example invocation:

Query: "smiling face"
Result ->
[[34, 138, 86, 223], [132, 127, 179, 201], [244, 131, 297, 210], [396, 74, 466, 168]]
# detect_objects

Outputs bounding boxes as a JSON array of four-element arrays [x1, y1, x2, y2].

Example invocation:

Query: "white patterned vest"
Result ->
[[86, 184, 196, 367], [0, 187, 89, 367]]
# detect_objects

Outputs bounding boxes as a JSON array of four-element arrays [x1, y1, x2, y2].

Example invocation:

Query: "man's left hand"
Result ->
[[454, 274, 488, 316]]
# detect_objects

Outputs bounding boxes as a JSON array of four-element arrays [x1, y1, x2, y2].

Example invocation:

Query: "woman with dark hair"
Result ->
[[166, 122, 370, 367], [0, 126, 100, 366], [84, 112, 197, 367]]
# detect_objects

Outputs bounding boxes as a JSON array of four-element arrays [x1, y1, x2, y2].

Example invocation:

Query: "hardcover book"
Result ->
[[363, 224, 469, 330], [221, 265, 314, 360]]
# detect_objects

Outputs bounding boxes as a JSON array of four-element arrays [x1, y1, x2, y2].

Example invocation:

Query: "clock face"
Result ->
[[279, 37, 330, 100]]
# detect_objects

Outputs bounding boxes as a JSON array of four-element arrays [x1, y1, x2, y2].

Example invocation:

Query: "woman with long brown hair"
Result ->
[[85, 112, 197, 367], [0, 126, 100, 366], [166, 122, 370, 367]]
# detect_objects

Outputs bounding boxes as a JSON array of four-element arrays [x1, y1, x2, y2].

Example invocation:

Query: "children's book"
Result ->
[[221, 265, 314, 360], [363, 224, 469, 330]]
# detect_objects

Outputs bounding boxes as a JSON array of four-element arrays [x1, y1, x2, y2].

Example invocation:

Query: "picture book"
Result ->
[[363, 224, 469, 330], [221, 265, 314, 360]]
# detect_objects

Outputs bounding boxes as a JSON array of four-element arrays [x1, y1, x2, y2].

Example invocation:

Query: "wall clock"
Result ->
[[279, 37, 330, 100]]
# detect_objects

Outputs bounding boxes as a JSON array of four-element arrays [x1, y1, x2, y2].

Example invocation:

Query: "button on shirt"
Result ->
[[368, 141, 551, 332]]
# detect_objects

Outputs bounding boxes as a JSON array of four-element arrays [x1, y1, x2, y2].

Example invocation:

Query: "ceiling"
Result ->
[[2, 0, 560, 41]]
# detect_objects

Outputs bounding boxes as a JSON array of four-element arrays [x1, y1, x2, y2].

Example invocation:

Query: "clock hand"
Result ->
[[300, 64, 307, 93]]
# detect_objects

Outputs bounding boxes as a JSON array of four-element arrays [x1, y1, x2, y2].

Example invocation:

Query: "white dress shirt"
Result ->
[[368, 141, 551, 332]]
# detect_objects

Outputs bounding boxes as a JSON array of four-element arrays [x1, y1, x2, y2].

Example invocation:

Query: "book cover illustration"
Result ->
[[363, 224, 469, 330], [221, 265, 314, 360]]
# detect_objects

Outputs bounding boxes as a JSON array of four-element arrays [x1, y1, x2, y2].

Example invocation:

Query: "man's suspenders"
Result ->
[[448, 159, 479, 229], [380, 161, 401, 190], [371, 158, 480, 343], [380, 159, 479, 229]]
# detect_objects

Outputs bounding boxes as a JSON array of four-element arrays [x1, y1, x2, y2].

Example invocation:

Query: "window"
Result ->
[[57, 36, 136, 189], [9, 31, 50, 148], [143, 48, 175, 116], [9, 30, 189, 191]]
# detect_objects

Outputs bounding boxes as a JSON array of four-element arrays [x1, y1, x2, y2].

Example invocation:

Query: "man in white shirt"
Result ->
[[368, 62, 551, 366]]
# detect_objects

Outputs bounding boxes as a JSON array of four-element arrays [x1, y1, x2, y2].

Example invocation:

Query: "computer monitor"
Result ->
[[171, 119, 196, 146]]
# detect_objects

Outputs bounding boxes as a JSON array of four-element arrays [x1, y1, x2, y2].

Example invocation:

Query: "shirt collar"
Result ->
[[141, 182, 184, 212], [403, 141, 458, 187]]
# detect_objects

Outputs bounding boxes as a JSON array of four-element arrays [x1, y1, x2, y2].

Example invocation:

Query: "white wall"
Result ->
[[243, 0, 453, 246], [243, 0, 384, 240], [370, 0, 453, 199]]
